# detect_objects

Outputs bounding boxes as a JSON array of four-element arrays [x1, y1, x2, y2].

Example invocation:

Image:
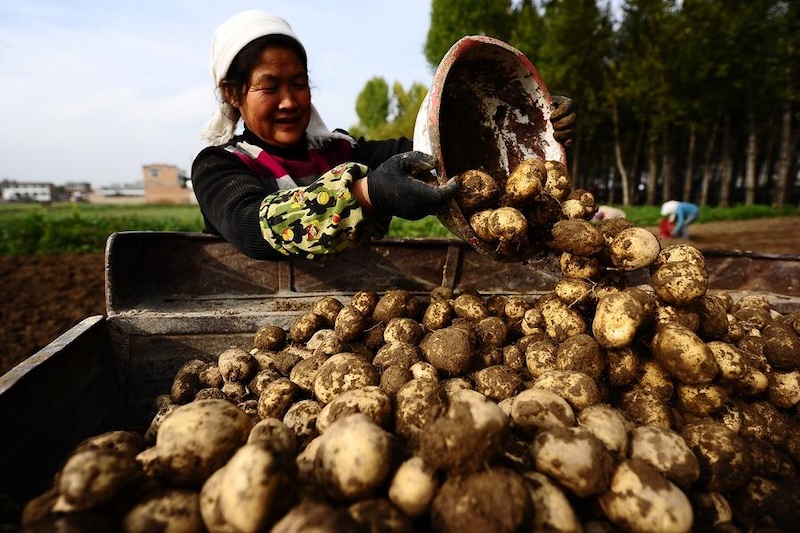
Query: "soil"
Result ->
[[1, 217, 798, 377]]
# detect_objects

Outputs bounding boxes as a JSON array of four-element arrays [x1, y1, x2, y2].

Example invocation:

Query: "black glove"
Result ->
[[367, 151, 460, 220], [550, 95, 576, 146]]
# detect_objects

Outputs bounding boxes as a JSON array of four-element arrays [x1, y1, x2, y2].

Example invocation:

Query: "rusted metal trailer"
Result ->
[[1, 230, 799, 513]]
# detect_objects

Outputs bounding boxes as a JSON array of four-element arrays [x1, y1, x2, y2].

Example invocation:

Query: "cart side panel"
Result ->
[[0, 316, 121, 504]]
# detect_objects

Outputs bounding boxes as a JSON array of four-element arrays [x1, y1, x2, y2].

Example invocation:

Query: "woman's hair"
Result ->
[[222, 34, 308, 105]]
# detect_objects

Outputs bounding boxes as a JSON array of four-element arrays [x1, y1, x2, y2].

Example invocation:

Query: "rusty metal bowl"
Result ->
[[414, 35, 566, 262]]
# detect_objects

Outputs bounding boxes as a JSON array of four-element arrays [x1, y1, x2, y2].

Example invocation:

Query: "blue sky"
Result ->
[[0, 1, 435, 187]]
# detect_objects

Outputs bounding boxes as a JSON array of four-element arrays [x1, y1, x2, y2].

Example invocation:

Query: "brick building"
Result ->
[[142, 163, 195, 204]]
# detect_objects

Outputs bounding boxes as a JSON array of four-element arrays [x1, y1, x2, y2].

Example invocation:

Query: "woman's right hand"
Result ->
[[365, 152, 460, 220]]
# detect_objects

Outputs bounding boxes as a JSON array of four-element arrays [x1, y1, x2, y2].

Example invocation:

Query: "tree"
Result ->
[[424, 0, 513, 68], [351, 78, 428, 140]]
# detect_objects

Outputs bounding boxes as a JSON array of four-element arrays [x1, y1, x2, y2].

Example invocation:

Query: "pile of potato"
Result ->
[[20, 159, 800, 532]]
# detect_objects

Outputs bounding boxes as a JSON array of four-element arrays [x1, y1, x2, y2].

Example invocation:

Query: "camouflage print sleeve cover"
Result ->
[[258, 162, 390, 259]]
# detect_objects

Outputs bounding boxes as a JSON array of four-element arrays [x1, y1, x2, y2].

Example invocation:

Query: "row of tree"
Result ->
[[352, 0, 800, 208]]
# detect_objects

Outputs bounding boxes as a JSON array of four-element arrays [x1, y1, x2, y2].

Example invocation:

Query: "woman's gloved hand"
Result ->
[[367, 151, 460, 220], [550, 95, 576, 146]]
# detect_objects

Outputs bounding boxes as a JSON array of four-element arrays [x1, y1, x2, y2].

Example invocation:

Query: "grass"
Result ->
[[0, 201, 796, 256]]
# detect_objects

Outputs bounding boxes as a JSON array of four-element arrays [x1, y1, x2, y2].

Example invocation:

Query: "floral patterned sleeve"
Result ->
[[258, 162, 390, 259]]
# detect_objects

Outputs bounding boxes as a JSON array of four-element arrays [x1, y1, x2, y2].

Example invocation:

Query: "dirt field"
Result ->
[[1, 217, 798, 376]]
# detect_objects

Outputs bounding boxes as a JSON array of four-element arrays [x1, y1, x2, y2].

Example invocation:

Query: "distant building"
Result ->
[[98, 183, 146, 197], [0, 180, 55, 203], [142, 163, 195, 204]]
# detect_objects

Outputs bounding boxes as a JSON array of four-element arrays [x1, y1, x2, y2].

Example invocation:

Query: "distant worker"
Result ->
[[592, 205, 626, 222], [660, 200, 699, 239]]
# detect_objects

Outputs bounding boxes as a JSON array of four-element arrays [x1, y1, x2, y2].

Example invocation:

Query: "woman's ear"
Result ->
[[221, 83, 239, 108]]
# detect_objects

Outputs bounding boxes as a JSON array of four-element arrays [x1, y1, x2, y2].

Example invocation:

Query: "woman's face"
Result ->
[[235, 46, 312, 148]]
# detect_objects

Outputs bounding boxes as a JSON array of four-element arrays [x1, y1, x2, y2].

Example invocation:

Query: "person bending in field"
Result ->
[[660, 201, 699, 239]]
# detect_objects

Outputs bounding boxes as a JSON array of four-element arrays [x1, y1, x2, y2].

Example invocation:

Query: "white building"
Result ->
[[0, 180, 55, 202]]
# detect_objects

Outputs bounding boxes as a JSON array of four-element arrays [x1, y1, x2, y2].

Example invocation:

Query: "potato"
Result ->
[[767, 369, 800, 408], [533, 370, 601, 411], [488, 206, 528, 243], [543, 160, 572, 201], [388, 456, 437, 518], [707, 340, 749, 381], [410, 361, 439, 380], [136, 399, 251, 488], [257, 377, 300, 419], [652, 323, 719, 384], [422, 298, 454, 330], [431, 468, 533, 533], [469, 209, 495, 242], [605, 347, 639, 387], [524, 472, 582, 532], [334, 304, 367, 343], [558, 252, 603, 280], [535, 294, 588, 343], [510, 388, 576, 433], [763, 321, 800, 369], [383, 317, 425, 345], [472, 365, 522, 401], [621, 388, 674, 429], [374, 289, 414, 323], [215, 443, 297, 532], [532, 425, 614, 497], [550, 219, 605, 257], [289, 312, 325, 343], [599, 459, 693, 533], [170, 359, 208, 404], [312, 296, 344, 327], [347, 498, 415, 533], [394, 378, 448, 444], [247, 417, 297, 457], [283, 399, 323, 445], [630, 425, 700, 488], [452, 293, 489, 321], [420, 326, 474, 376], [455, 168, 500, 212], [316, 386, 392, 433], [271, 498, 360, 532], [306, 328, 344, 356], [419, 395, 507, 474], [122, 488, 203, 533], [607, 226, 661, 271], [288, 353, 328, 394], [676, 382, 729, 416], [652, 243, 707, 271], [554, 333, 604, 381], [253, 324, 287, 352], [651, 260, 709, 306], [554, 277, 595, 309], [373, 341, 421, 370], [577, 404, 632, 456], [680, 419, 753, 492], [505, 158, 545, 204], [313, 353, 379, 404], [314, 414, 393, 501], [56, 449, 141, 511]]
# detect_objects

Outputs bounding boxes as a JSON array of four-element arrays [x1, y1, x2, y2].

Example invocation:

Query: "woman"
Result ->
[[192, 10, 574, 261]]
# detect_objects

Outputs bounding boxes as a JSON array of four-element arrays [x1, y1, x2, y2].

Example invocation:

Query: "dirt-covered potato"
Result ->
[[651, 260, 709, 306], [607, 226, 661, 271], [630, 425, 700, 487], [472, 364, 522, 401], [550, 219, 605, 257], [394, 378, 448, 444], [431, 468, 533, 533], [599, 459, 693, 533], [55, 448, 141, 512], [388, 456, 437, 518], [558, 252, 603, 280], [374, 289, 415, 323], [606, 347, 639, 387], [652, 323, 719, 384], [334, 304, 367, 343], [555, 333, 604, 381], [524, 471, 582, 532], [677, 382, 729, 416], [217, 346, 257, 383], [543, 160, 572, 201], [136, 399, 251, 488], [247, 417, 297, 457], [455, 168, 500, 212], [577, 404, 632, 457], [505, 158, 545, 204], [289, 312, 325, 343], [554, 277, 595, 309], [510, 388, 576, 433], [314, 413, 393, 501], [680, 419, 753, 492], [122, 488, 203, 533], [347, 498, 415, 532], [621, 387, 674, 429], [533, 370, 601, 411], [170, 359, 209, 404], [419, 394, 507, 473], [535, 294, 587, 343], [488, 206, 528, 243], [383, 317, 425, 345], [420, 326, 474, 376], [592, 289, 650, 349], [258, 377, 300, 419], [422, 298, 454, 331], [524, 338, 558, 378], [314, 352, 380, 404], [532, 425, 614, 497], [253, 324, 287, 352], [316, 386, 392, 433], [470, 209, 495, 242]]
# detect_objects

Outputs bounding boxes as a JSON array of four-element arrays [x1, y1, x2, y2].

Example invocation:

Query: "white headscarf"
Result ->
[[660, 200, 679, 217], [201, 10, 351, 147]]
